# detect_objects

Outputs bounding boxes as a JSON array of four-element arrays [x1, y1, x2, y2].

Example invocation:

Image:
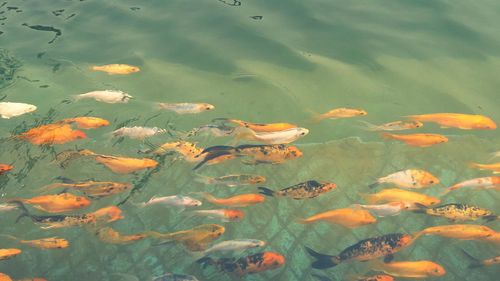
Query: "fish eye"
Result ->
[[429, 180, 434, 183]]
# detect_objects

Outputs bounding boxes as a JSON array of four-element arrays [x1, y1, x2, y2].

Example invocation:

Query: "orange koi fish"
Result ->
[[8, 193, 91, 213], [370, 259, 446, 278], [406, 113, 496, 130], [0, 273, 12, 281], [382, 133, 448, 147], [215, 118, 298, 132], [2, 235, 69, 249], [361, 188, 440, 207], [314, 108, 367, 121], [199, 192, 265, 207], [147, 224, 225, 251], [191, 209, 245, 222], [299, 208, 376, 228], [92, 154, 158, 174], [470, 162, 500, 174], [197, 251, 285, 276], [91, 64, 140, 75], [61, 117, 110, 129], [17, 123, 87, 145], [416, 224, 495, 240], [0, 248, 21, 260], [96, 227, 147, 244], [0, 164, 13, 175]]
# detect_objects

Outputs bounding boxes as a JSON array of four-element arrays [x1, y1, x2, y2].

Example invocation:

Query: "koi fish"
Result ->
[[96, 227, 147, 244], [194, 144, 302, 169], [314, 108, 367, 121], [306, 233, 415, 269], [299, 208, 376, 228], [352, 202, 414, 217], [470, 162, 500, 174], [370, 259, 446, 278], [233, 127, 309, 144], [414, 203, 497, 222], [7, 193, 91, 213], [0, 248, 21, 260], [445, 176, 500, 194], [258, 180, 336, 199], [0, 203, 18, 212], [197, 239, 266, 257], [1, 235, 69, 249], [75, 90, 133, 103], [359, 120, 423, 131], [416, 224, 495, 240], [197, 251, 285, 276], [53, 149, 95, 168], [91, 64, 140, 75], [136, 195, 201, 208], [60, 117, 110, 129], [190, 209, 245, 222], [112, 126, 166, 140], [153, 273, 199, 281], [195, 174, 266, 187], [406, 113, 496, 130], [152, 141, 204, 162], [147, 224, 225, 251], [17, 123, 87, 145], [0, 273, 11, 281], [361, 188, 441, 206], [158, 103, 215, 114], [0, 102, 37, 119], [198, 192, 265, 207], [462, 250, 500, 268], [39, 177, 132, 199], [182, 124, 236, 138], [215, 118, 297, 132], [369, 169, 439, 189], [382, 133, 448, 147], [93, 154, 158, 174], [0, 164, 13, 175]]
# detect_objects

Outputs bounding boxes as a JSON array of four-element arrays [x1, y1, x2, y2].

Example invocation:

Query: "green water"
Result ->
[[1, 0, 499, 280]]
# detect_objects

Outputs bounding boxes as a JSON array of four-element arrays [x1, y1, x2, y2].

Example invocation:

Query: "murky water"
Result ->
[[0, 0, 499, 280]]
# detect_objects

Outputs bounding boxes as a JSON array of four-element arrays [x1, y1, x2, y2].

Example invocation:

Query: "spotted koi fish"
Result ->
[[258, 180, 336, 199], [414, 203, 497, 222], [197, 251, 285, 276]]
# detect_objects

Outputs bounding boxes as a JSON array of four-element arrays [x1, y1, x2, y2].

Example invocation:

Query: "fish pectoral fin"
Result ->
[[383, 254, 394, 263]]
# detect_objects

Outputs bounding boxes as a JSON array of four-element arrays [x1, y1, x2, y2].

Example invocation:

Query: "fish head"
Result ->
[[189, 198, 203, 207], [421, 172, 440, 186], [94, 206, 124, 222], [426, 262, 446, 276], [321, 182, 337, 192], [128, 66, 140, 73], [436, 135, 449, 143], [425, 196, 441, 206], [357, 109, 368, 116], [72, 130, 87, 140], [0, 164, 13, 173], [262, 252, 286, 269], [411, 121, 424, 128], [202, 103, 215, 111], [254, 194, 266, 202], [399, 234, 416, 247], [75, 196, 91, 208], [202, 224, 225, 237], [142, 158, 158, 168], [287, 146, 302, 158], [296, 127, 309, 137], [249, 175, 266, 184], [122, 94, 134, 102], [25, 104, 37, 113], [225, 209, 245, 221], [474, 116, 497, 130]]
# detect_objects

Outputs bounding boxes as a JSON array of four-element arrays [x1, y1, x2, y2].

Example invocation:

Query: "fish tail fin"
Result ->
[[194, 174, 214, 185], [258, 186, 275, 197], [13, 202, 32, 223], [368, 181, 379, 189], [461, 250, 483, 268], [359, 193, 377, 204], [358, 120, 380, 131], [196, 256, 214, 269], [305, 247, 339, 269], [482, 215, 499, 222]]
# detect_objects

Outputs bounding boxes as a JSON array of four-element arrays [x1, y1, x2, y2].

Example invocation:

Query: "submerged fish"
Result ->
[[191, 209, 245, 222], [314, 108, 367, 121], [258, 180, 336, 199], [91, 64, 140, 75], [147, 224, 225, 251], [2, 235, 69, 249], [7, 193, 91, 213], [93, 154, 158, 174], [112, 126, 166, 140], [152, 273, 199, 281], [306, 233, 415, 269], [353, 202, 414, 217], [233, 127, 309, 144], [470, 162, 500, 174], [361, 188, 441, 207], [370, 260, 446, 278], [39, 177, 132, 199], [198, 192, 265, 207], [215, 118, 298, 132], [369, 169, 439, 189], [18, 124, 87, 145], [53, 149, 95, 168], [197, 251, 285, 276], [0, 248, 22, 260], [75, 90, 133, 103], [197, 239, 266, 257], [158, 103, 215, 114], [406, 113, 496, 130], [195, 174, 266, 187], [137, 195, 202, 208], [414, 203, 496, 222], [382, 133, 448, 147], [0, 203, 18, 212], [182, 124, 236, 138], [0, 164, 13, 175], [299, 208, 376, 228], [152, 141, 204, 162], [61, 117, 110, 129], [445, 176, 500, 194], [0, 102, 37, 119], [360, 120, 423, 131], [462, 250, 500, 268], [96, 227, 147, 244], [417, 224, 495, 240]]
